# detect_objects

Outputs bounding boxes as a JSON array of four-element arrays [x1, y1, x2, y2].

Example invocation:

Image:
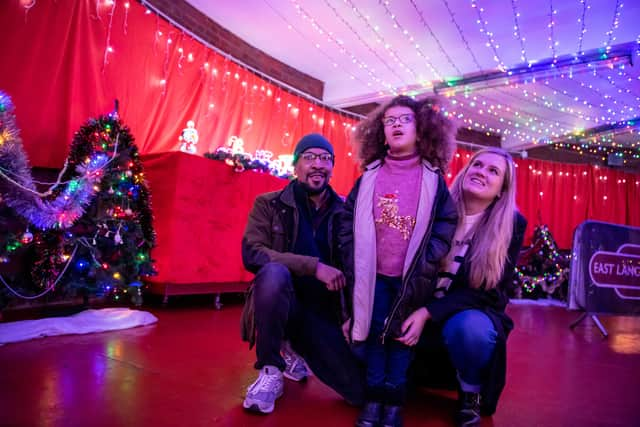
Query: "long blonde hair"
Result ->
[[448, 148, 517, 289]]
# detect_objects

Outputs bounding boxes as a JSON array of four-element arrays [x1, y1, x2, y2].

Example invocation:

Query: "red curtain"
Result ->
[[0, 0, 361, 194], [447, 152, 640, 248], [0, 0, 637, 249]]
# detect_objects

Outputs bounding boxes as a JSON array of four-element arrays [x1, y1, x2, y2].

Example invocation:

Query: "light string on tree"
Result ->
[[514, 225, 570, 298], [0, 91, 156, 302], [0, 158, 70, 197], [0, 245, 79, 300], [0, 92, 115, 229]]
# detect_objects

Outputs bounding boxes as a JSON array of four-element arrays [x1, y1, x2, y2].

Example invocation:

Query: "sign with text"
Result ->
[[569, 221, 640, 315]]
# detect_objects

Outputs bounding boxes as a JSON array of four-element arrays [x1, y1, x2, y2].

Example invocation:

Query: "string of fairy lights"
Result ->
[[372, 0, 442, 81], [287, 0, 638, 161], [408, 0, 462, 75], [289, 0, 398, 92], [437, 0, 638, 157], [577, 0, 588, 55], [333, 0, 419, 83], [441, 0, 484, 71], [17, 0, 640, 164], [604, 0, 624, 50], [548, 0, 558, 62], [5, 0, 638, 253], [262, 0, 370, 90], [514, 225, 570, 297], [464, 0, 637, 154], [467, 2, 616, 144], [316, 0, 411, 86], [471, 0, 507, 72], [510, 0, 529, 63]]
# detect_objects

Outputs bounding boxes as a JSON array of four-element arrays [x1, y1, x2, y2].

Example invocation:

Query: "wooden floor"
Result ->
[[1, 297, 638, 427]]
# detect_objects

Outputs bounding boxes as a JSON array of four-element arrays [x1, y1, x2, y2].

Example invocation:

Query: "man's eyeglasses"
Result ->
[[382, 114, 414, 126], [300, 152, 334, 162]]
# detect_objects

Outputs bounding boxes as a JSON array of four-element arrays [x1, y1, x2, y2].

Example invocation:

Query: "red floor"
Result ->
[[1, 300, 638, 427]]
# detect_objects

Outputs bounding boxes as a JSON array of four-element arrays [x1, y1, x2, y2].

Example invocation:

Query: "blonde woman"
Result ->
[[401, 148, 527, 427]]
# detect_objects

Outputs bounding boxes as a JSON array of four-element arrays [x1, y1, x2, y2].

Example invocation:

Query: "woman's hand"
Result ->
[[395, 307, 431, 346], [341, 318, 351, 343]]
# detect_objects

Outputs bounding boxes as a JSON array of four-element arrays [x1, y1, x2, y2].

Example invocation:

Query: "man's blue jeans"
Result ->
[[252, 262, 364, 405]]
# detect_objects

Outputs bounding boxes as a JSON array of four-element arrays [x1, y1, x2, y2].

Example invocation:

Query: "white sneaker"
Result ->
[[243, 365, 284, 414], [282, 342, 309, 382]]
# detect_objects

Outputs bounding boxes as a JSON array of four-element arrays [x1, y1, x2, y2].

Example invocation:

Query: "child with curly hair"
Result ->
[[338, 95, 458, 427]]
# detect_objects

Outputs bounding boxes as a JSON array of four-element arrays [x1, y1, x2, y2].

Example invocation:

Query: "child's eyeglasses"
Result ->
[[382, 114, 414, 126], [300, 152, 334, 162]]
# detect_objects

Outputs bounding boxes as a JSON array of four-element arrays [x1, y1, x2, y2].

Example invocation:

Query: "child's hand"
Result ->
[[395, 307, 430, 346], [341, 318, 351, 343]]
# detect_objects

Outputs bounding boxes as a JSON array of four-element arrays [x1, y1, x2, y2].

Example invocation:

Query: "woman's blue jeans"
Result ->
[[441, 309, 497, 392]]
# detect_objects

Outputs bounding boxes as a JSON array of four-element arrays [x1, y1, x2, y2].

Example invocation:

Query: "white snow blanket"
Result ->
[[0, 308, 158, 345]]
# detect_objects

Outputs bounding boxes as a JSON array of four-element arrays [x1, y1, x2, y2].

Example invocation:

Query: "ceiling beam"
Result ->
[[433, 42, 637, 95]]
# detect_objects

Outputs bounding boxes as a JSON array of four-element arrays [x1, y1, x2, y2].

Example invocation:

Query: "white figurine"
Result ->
[[179, 120, 199, 154]]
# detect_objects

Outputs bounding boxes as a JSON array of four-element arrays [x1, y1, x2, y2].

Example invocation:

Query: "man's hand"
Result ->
[[395, 307, 430, 347], [315, 262, 346, 291]]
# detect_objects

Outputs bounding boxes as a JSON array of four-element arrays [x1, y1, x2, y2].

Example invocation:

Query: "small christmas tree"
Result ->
[[0, 91, 155, 308], [513, 225, 570, 300]]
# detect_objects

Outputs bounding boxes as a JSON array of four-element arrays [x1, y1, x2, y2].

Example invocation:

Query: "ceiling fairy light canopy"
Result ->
[[186, 0, 640, 164]]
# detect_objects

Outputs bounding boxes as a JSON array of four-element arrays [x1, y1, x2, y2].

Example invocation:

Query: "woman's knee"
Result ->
[[443, 310, 497, 350]]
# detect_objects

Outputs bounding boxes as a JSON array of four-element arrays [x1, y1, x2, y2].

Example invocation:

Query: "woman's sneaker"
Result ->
[[243, 365, 284, 414], [281, 343, 309, 382]]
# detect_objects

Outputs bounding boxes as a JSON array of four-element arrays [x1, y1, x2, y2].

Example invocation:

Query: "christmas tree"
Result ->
[[0, 91, 155, 308], [513, 225, 570, 300]]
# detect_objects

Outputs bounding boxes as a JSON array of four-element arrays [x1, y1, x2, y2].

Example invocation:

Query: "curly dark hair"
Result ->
[[353, 95, 456, 172]]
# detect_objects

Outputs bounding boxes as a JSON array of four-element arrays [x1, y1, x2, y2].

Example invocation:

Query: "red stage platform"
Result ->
[[142, 152, 286, 302]]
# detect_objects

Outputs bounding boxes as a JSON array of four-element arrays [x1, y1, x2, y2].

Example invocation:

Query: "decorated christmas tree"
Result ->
[[0, 91, 155, 308], [513, 225, 570, 300]]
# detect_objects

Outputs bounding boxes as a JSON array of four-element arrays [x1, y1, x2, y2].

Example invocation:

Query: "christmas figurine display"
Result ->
[[179, 120, 199, 154]]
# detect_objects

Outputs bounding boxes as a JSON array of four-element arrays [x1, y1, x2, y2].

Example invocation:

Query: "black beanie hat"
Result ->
[[292, 133, 335, 165]]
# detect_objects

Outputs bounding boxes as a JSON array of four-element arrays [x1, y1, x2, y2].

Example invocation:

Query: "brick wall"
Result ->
[[142, 0, 324, 99]]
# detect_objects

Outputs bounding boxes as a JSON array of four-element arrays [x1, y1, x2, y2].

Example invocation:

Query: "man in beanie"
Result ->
[[240, 133, 364, 413]]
